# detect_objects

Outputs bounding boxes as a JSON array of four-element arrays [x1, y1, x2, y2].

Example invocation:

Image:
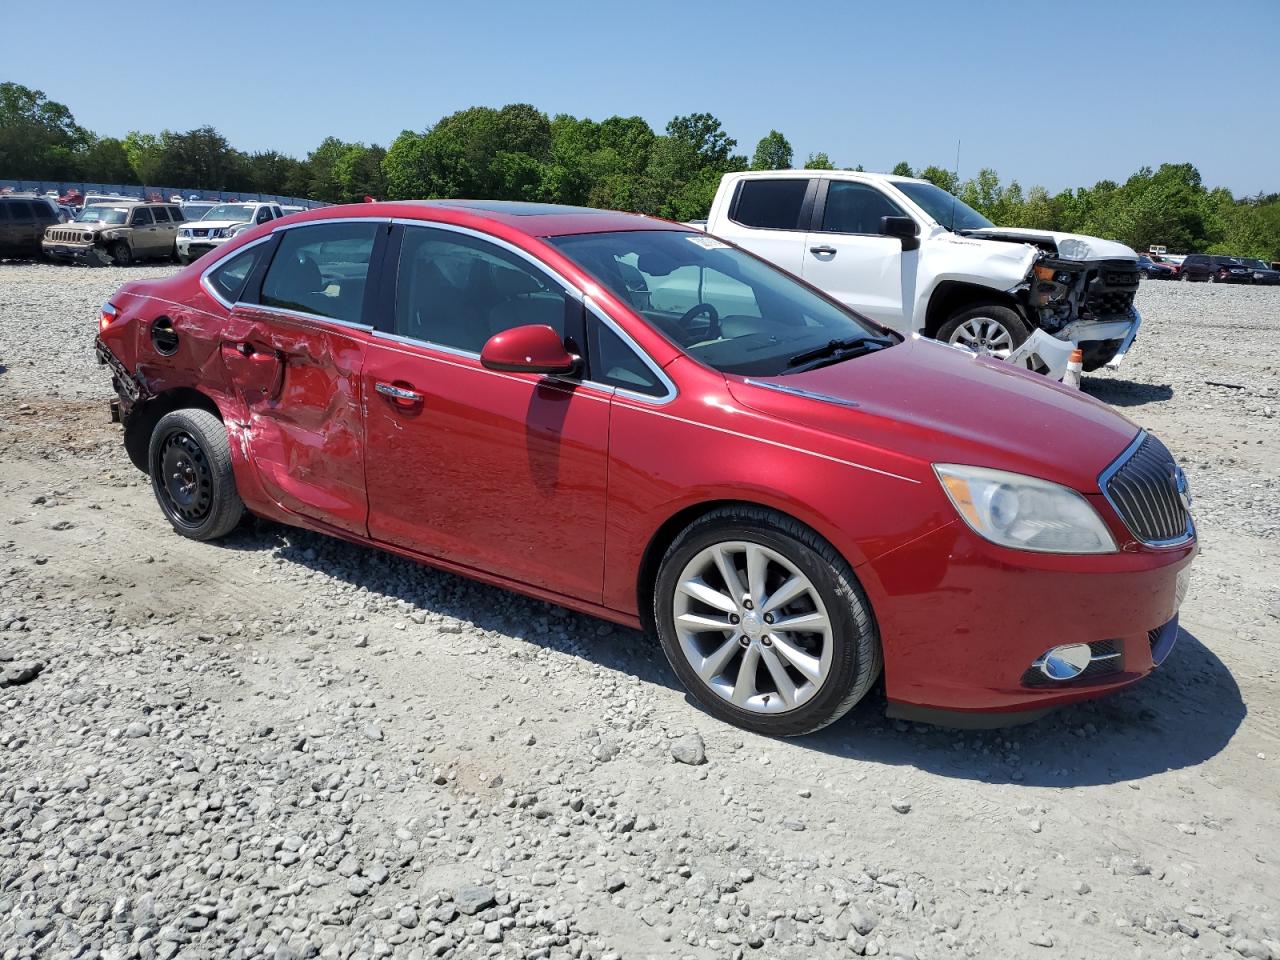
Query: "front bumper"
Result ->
[[1008, 309, 1142, 380], [176, 234, 230, 260], [862, 515, 1195, 724], [42, 240, 107, 264]]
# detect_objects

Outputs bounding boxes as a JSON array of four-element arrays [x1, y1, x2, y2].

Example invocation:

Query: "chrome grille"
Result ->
[[1101, 434, 1190, 545], [47, 228, 89, 243]]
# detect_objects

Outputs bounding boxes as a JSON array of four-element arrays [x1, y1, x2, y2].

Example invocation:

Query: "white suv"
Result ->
[[176, 201, 283, 264]]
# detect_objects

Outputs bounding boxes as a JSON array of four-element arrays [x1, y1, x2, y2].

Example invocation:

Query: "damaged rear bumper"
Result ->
[[95, 337, 149, 418]]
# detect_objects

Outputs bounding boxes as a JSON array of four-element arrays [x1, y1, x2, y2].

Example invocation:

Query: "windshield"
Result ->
[[183, 204, 216, 220], [204, 203, 255, 223], [895, 180, 993, 231], [76, 206, 129, 225], [1242, 258, 1267, 269], [548, 230, 890, 377]]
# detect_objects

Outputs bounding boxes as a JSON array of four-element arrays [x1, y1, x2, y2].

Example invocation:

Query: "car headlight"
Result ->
[[934, 464, 1117, 554]]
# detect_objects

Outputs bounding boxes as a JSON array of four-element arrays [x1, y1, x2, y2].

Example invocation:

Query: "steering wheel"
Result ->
[[677, 302, 721, 343]]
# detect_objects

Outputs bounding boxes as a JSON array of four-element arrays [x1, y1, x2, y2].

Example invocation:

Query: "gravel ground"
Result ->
[[1, 264, 1278, 960]]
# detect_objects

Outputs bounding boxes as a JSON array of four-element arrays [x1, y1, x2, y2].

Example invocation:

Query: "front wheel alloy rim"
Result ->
[[157, 430, 213, 527], [949, 317, 1015, 358], [672, 541, 834, 714]]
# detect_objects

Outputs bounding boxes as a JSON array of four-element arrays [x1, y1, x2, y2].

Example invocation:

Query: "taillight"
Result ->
[[100, 302, 119, 332]]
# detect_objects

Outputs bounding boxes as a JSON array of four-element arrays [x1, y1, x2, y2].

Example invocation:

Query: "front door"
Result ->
[[218, 220, 385, 536], [802, 180, 913, 331], [362, 224, 610, 601], [129, 206, 159, 256]]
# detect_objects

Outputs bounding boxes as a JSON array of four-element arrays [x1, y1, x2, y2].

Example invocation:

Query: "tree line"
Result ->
[[3, 81, 1277, 259]]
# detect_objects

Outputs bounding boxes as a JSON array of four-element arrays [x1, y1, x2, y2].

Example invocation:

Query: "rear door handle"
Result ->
[[810, 245, 837, 256], [375, 381, 424, 403]]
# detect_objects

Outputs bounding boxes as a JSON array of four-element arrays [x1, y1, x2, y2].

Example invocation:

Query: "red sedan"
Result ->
[[95, 201, 1196, 735]]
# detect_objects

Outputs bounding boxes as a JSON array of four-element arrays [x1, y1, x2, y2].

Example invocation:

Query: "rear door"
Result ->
[[219, 219, 386, 535], [361, 223, 610, 600], [710, 177, 813, 277], [802, 179, 912, 330], [151, 206, 174, 255]]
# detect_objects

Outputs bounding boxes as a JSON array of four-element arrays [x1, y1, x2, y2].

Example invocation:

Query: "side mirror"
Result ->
[[881, 215, 921, 251], [480, 324, 579, 375]]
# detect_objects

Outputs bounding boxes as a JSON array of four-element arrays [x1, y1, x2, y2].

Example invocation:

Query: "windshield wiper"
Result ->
[[786, 336, 894, 373]]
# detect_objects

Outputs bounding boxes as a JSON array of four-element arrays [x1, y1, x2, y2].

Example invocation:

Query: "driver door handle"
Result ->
[[810, 245, 837, 256], [375, 381, 424, 402]]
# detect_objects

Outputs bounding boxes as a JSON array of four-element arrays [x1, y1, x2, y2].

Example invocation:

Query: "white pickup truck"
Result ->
[[698, 170, 1143, 378]]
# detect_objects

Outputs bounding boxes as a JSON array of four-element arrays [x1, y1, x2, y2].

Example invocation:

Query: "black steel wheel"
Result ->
[[148, 408, 244, 540]]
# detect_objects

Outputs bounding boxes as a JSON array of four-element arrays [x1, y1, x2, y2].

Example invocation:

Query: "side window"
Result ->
[[256, 206, 272, 224], [34, 201, 57, 221], [170, 206, 185, 222], [0, 203, 9, 221], [261, 221, 380, 324], [395, 226, 568, 353], [731, 179, 810, 230], [151, 207, 171, 223], [206, 244, 269, 305], [588, 319, 664, 397], [819, 181, 905, 234], [7, 200, 32, 219], [131, 207, 154, 226]]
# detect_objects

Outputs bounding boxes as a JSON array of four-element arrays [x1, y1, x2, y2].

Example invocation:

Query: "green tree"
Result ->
[[918, 165, 958, 193], [750, 130, 793, 170], [804, 152, 834, 170], [0, 82, 89, 179], [81, 136, 133, 183], [156, 127, 245, 190], [123, 131, 165, 184], [891, 161, 914, 177]]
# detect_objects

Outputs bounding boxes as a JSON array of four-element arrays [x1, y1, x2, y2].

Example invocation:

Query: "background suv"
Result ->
[[0, 194, 61, 259], [1179, 254, 1252, 283], [44, 201, 185, 265], [177, 201, 283, 263]]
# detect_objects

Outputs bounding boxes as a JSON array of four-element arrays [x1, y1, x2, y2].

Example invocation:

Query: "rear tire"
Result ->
[[148, 408, 244, 541], [654, 506, 881, 736]]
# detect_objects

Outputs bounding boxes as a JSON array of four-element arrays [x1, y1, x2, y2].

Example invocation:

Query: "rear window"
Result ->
[[169, 206, 185, 221], [261, 221, 380, 324], [731, 179, 809, 230]]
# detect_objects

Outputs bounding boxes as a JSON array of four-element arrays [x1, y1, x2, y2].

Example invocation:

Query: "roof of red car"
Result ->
[[297, 199, 687, 238]]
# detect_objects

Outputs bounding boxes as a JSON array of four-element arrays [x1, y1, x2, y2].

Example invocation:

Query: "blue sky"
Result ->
[[11, 0, 1279, 195]]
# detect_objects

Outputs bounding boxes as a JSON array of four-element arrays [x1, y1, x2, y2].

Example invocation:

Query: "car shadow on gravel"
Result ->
[[800, 627, 1245, 787], [1083, 378, 1174, 407], [219, 520, 683, 692]]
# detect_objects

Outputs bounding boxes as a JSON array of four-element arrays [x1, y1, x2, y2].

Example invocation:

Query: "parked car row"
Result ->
[[0, 194, 293, 265], [1138, 250, 1279, 285]]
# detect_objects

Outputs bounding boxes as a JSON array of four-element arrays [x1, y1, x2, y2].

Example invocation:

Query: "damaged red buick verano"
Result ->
[[95, 201, 1195, 735]]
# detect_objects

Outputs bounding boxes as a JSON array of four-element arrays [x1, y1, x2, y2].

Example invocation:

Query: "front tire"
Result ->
[[110, 241, 132, 266], [937, 303, 1030, 360], [654, 506, 880, 736], [148, 408, 244, 541]]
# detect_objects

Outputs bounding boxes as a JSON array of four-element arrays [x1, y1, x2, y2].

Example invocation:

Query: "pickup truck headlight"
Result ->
[[934, 464, 1117, 554]]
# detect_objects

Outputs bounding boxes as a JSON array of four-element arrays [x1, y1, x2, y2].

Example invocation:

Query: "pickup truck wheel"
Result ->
[[654, 506, 880, 737], [110, 241, 132, 267], [937, 304, 1029, 360], [148, 409, 244, 541]]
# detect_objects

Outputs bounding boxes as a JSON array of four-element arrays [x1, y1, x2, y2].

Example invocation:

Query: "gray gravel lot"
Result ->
[[1, 264, 1278, 960]]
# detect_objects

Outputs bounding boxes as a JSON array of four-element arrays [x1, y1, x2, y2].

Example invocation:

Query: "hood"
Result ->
[[963, 226, 1137, 262], [725, 337, 1138, 493], [183, 219, 248, 231]]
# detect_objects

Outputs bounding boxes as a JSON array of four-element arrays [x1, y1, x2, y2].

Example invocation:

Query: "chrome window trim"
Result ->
[[583, 297, 676, 405], [248, 302, 375, 333], [199, 234, 276, 310], [1097, 430, 1195, 549]]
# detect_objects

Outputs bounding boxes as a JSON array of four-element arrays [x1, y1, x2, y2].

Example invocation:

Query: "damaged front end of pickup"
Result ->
[[979, 230, 1143, 380]]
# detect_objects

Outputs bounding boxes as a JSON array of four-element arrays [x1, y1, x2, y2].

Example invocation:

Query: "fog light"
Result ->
[[1038, 643, 1092, 681]]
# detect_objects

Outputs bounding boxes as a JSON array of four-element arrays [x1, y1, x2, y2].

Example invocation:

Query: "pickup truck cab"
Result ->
[[703, 171, 1143, 377]]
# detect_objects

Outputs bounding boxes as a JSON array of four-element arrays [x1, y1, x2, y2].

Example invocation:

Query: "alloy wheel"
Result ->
[[671, 540, 833, 714], [157, 430, 213, 527], [948, 316, 1016, 358]]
